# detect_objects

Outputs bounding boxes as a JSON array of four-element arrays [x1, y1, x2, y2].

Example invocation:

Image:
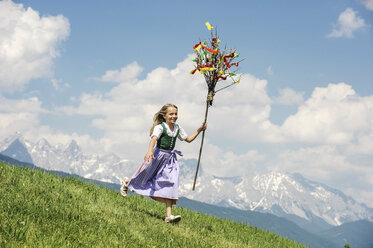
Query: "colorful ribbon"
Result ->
[[191, 22, 241, 87], [205, 22, 213, 30], [202, 45, 218, 54]]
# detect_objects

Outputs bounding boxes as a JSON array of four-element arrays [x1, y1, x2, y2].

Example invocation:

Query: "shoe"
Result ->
[[165, 215, 181, 223], [120, 177, 129, 197]]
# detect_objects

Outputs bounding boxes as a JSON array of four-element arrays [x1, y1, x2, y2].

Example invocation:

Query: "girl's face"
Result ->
[[164, 107, 178, 125]]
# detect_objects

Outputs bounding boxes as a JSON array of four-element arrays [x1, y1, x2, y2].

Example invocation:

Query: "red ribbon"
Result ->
[[202, 46, 218, 54], [222, 53, 239, 68], [212, 75, 228, 80], [193, 42, 201, 49]]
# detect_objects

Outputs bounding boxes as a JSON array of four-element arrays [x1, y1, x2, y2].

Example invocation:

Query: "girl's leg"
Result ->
[[164, 199, 181, 223], [165, 199, 172, 217], [151, 197, 181, 223], [151, 197, 172, 216]]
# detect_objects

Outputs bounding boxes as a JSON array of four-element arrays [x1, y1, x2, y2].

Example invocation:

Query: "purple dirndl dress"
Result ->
[[127, 123, 187, 205], [128, 148, 182, 204]]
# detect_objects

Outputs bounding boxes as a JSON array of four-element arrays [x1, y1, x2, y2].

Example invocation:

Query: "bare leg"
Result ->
[[151, 197, 173, 217], [165, 199, 172, 217]]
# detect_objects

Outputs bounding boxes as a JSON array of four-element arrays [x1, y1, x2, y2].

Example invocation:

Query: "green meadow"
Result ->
[[0, 162, 306, 247]]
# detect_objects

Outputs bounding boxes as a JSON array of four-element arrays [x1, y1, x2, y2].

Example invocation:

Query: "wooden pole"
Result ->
[[192, 96, 210, 191]]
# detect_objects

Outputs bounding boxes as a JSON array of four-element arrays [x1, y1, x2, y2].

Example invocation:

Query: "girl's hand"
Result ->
[[185, 122, 208, 143], [198, 122, 207, 132], [144, 151, 155, 162]]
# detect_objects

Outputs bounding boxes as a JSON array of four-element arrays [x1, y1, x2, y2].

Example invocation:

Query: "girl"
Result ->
[[120, 104, 207, 223]]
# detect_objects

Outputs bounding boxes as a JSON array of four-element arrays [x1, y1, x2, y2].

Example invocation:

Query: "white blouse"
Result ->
[[151, 123, 188, 141]]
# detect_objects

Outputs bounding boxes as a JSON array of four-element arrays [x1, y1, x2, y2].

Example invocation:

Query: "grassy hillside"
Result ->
[[0, 162, 306, 247]]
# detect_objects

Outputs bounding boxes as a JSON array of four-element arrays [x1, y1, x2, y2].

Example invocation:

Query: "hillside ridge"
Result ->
[[0, 161, 305, 247]]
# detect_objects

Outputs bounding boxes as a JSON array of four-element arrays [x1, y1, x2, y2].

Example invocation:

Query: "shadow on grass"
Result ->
[[137, 208, 164, 221]]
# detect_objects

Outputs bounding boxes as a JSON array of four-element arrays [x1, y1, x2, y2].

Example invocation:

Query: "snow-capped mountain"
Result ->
[[178, 158, 373, 229], [0, 134, 137, 183], [1, 134, 372, 230]]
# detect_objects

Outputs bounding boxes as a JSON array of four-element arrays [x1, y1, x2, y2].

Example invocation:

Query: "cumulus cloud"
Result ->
[[280, 83, 373, 144], [203, 144, 266, 177], [274, 88, 304, 105], [360, 0, 373, 11], [0, 93, 102, 158], [270, 144, 373, 206], [98, 62, 143, 83], [327, 8, 369, 38], [0, 95, 44, 140], [58, 55, 277, 160], [60, 57, 373, 161], [51, 78, 70, 91], [272, 145, 351, 181], [273, 83, 373, 206], [0, 1, 70, 92]]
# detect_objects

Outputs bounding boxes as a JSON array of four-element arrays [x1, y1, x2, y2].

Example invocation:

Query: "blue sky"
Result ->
[[1, 0, 373, 207]]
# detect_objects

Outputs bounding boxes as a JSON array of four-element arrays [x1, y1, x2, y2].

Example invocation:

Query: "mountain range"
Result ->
[[178, 158, 373, 233], [1, 133, 372, 235]]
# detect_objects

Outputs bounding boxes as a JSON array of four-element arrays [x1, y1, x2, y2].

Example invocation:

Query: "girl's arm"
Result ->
[[185, 122, 207, 143], [144, 136, 158, 162]]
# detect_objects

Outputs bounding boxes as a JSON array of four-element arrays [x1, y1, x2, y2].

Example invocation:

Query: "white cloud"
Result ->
[[203, 144, 266, 177], [280, 83, 373, 144], [51, 78, 70, 91], [360, 0, 373, 11], [327, 8, 369, 38], [271, 82, 373, 206], [272, 145, 350, 181], [58, 55, 277, 160], [0, 95, 44, 140], [0, 1, 70, 92], [0, 93, 103, 158], [60, 58, 373, 158], [98, 62, 143, 83], [270, 144, 373, 207], [274, 88, 304, 105]]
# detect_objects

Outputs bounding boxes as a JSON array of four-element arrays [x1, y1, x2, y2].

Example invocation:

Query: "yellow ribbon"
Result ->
[[198, 67, 217, 73], [234, 76, 241, 84], [194, 44, 202, 51], [205, 22, 213, 30]]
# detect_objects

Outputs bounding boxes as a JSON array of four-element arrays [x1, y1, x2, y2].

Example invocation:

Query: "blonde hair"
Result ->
[[149, 104, 178, 135]]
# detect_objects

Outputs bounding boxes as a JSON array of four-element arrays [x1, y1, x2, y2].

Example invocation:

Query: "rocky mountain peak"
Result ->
[[65, 140, 81, 156], [0, 132, 24, 151], [0, 137, 33, 164], [36, 138, 51, 149]]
